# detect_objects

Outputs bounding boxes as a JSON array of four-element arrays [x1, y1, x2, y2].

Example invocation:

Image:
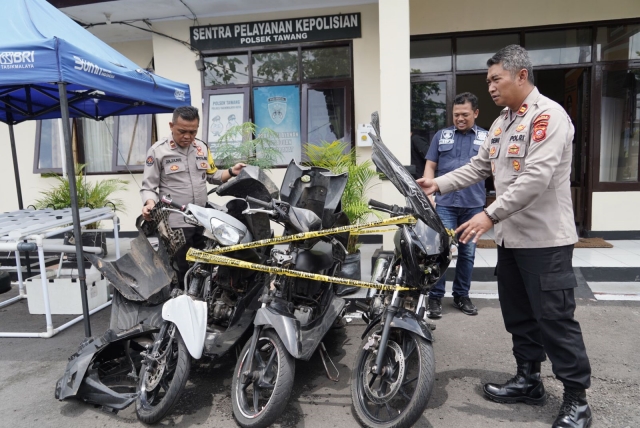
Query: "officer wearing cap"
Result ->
[[418, 45, 592, 428], [141, 106, 245, 282]]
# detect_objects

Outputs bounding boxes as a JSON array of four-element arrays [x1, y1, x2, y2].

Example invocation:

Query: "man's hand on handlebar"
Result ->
[[142, 200, 156, 221]]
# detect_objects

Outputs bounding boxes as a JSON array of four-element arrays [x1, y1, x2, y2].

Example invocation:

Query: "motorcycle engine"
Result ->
[[210, 289, 236, 325]]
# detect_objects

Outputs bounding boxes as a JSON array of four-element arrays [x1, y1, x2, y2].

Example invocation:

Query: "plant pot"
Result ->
[[64, 231, 108, 261], [335, 251, 361, 296]]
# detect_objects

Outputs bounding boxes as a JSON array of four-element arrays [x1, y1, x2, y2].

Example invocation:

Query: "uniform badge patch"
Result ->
[[146, 156, 154, 166], [489, 146, 497, 157], [532, 121, 548, 143], [196, 147, 204, 156], [517, 104, 528, 116], [513, 160, 521, 172], [441, 130, 454, 140], [200, 162, 208, 168], [169, 141, 177, 150], [534, 114, 550, 124], [508, 144, 520, 155], [170, 165, 179, 171], [494, 128, 502, 136], [516, 124, 526, 132]]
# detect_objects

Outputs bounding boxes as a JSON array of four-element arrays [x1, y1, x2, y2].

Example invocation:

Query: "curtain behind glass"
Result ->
[[82, 117, 115, 173], [116, 115, 152, 167], [37, 119, 64, 169]]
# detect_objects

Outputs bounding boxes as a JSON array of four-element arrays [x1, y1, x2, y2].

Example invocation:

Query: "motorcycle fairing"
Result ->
[[162, 294, 207, 359], [359, 308, 433, 343], [280, 160, 348, 229], [369, 112, 446, 235], [55, 324, 159, 409], [254, 306, 302, 358], [85, 222, 173, 305], [216, 164, 279, 202]]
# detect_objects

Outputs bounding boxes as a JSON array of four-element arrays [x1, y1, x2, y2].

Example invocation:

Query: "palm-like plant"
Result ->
[[303, 141, 380, 253], [213, 122, 282, 169], [34, 164, 128, 229]]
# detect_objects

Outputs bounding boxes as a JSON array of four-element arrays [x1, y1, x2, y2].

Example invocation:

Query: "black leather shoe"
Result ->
[[483, 360, 547, 405], [552, 388, 592, 428], [426, 298, 442, 319]]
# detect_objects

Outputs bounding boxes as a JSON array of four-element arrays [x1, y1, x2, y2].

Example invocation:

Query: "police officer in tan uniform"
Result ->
[[141, 106, 245, 282], [418, 45, 592, 428]]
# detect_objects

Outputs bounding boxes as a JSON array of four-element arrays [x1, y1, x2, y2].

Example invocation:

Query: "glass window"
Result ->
[[456, 34, 520, 71], [410, 39, 452, 73], [302, 46, 350, 80], [306, 87, 347, 146], [252, 50, 299, 83], [597, 25, 640, 61], [204, 54, 249, 86], [115, 115, 153, 169], [526, 29, 592, 65], [36, 119, 67, 170], [411, 81, 447, 143], [80, 117, 116, 173], [599, 68, 639, 183]]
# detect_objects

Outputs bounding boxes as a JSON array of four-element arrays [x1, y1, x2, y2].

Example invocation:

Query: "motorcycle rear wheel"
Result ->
[[232, 329, 295, 428], [351, 330, 435, 428], [135, 327, 191, 424]]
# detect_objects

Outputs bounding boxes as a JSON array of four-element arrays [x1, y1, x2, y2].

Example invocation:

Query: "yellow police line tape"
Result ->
[[185, 214, 419, 291], [186, 249, 412, 291]]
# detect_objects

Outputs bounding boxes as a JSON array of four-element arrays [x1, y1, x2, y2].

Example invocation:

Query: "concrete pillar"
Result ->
[[378, 0, 411, 249]]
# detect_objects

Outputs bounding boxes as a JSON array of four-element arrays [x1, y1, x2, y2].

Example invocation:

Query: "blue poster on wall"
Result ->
[[253, 85, 301, 164]]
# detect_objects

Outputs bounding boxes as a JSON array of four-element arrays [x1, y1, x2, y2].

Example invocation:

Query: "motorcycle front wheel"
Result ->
[[135, 325, 191, 424], [351, 330, 435, 428], [231, 329, 295, 428]]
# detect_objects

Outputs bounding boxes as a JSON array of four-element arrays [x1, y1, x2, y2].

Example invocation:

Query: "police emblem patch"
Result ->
[[268, 96, 287, 125], [169, 141, 177, 150], [489, 146, 497, 157], [534, 114, 550, 124], [442, 130, 454, 140], [146, 156, 154, 166], [508, 144, 520, 155], [475, 131, 488, 143], [532, 121, 548, 143], [513, 160, 521, 172], [494, 128, 502, 136], [200, 162, 208, 168], [516, 124, 526, 132], [170, 165, 179, 171]]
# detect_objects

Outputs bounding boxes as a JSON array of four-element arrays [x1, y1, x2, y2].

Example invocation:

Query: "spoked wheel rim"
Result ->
[[356, 330, 421, 423], [138, 329, 179, 410], [235, 336, 280, 419]]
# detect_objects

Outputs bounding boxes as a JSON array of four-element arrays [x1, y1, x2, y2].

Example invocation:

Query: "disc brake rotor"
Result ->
[[144, 347, 169, 391], [363, 340, 405, 404]]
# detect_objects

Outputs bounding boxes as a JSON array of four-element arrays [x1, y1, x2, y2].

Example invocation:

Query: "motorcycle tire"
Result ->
[[135, 328, 191, 424], [351, 330, 435, 428], [231, 329, 295, 428]]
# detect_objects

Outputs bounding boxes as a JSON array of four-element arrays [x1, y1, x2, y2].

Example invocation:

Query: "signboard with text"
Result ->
[[190, 13, 361, 50]]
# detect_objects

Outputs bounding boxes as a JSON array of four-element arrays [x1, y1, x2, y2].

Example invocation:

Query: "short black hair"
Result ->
[[454, 92, 479, 110], [172, 106, 200, 123], [487, 45, 535, 85]]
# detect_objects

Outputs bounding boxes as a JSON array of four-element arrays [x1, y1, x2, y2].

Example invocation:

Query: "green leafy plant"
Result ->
[[34, 164, 128, 229], [213, 122, 282, 169], [303, 141, 380, 253]]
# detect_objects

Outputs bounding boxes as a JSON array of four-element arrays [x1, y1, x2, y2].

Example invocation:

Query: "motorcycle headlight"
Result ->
[[211, 218, 243, 246]]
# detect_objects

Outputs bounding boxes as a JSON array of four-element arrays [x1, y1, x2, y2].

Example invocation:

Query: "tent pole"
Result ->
[[8, 121, 24, 210], [58, 82, 91, 338]]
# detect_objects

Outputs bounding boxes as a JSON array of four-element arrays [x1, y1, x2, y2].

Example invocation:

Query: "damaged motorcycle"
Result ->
[[55, 166, 279, 424], [349, 112, 453, 428]]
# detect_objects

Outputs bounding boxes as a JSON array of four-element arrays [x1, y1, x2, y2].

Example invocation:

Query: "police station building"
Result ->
[[1, 0, 639, 238]]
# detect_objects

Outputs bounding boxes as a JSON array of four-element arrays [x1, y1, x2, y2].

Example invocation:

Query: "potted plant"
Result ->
[[212, 122, 282, 169], [34, 164, 128, 258], [303, 141, 380, 281]]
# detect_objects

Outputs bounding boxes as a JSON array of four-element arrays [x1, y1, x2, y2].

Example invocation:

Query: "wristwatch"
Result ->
[[484, 208, 499, 224], [227, 167, 237, 177]]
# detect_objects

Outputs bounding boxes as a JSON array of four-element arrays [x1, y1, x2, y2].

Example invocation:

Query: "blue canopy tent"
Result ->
[[0, 0, 191, 336]]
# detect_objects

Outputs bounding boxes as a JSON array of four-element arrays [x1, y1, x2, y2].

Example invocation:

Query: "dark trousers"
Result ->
[[173, 227, 205, 286], [497, 244, 591, 390]]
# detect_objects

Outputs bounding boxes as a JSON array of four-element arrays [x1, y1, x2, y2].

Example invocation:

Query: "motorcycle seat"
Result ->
[[295, 241, 334, 273]]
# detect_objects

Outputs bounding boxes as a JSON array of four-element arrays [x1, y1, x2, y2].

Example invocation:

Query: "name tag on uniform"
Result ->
[[439, 139, 454, 145]]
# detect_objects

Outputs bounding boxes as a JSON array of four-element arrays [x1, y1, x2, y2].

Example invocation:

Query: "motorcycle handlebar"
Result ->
[[246, 196, 273, 209], [368, 199, 394, 212], [160, 195, 186, 212]]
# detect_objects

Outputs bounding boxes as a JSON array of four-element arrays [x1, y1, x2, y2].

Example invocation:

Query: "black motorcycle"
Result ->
[[55, 166, 279, 424], [230, 160, 352, 428], [349, 113, 453, 428]]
